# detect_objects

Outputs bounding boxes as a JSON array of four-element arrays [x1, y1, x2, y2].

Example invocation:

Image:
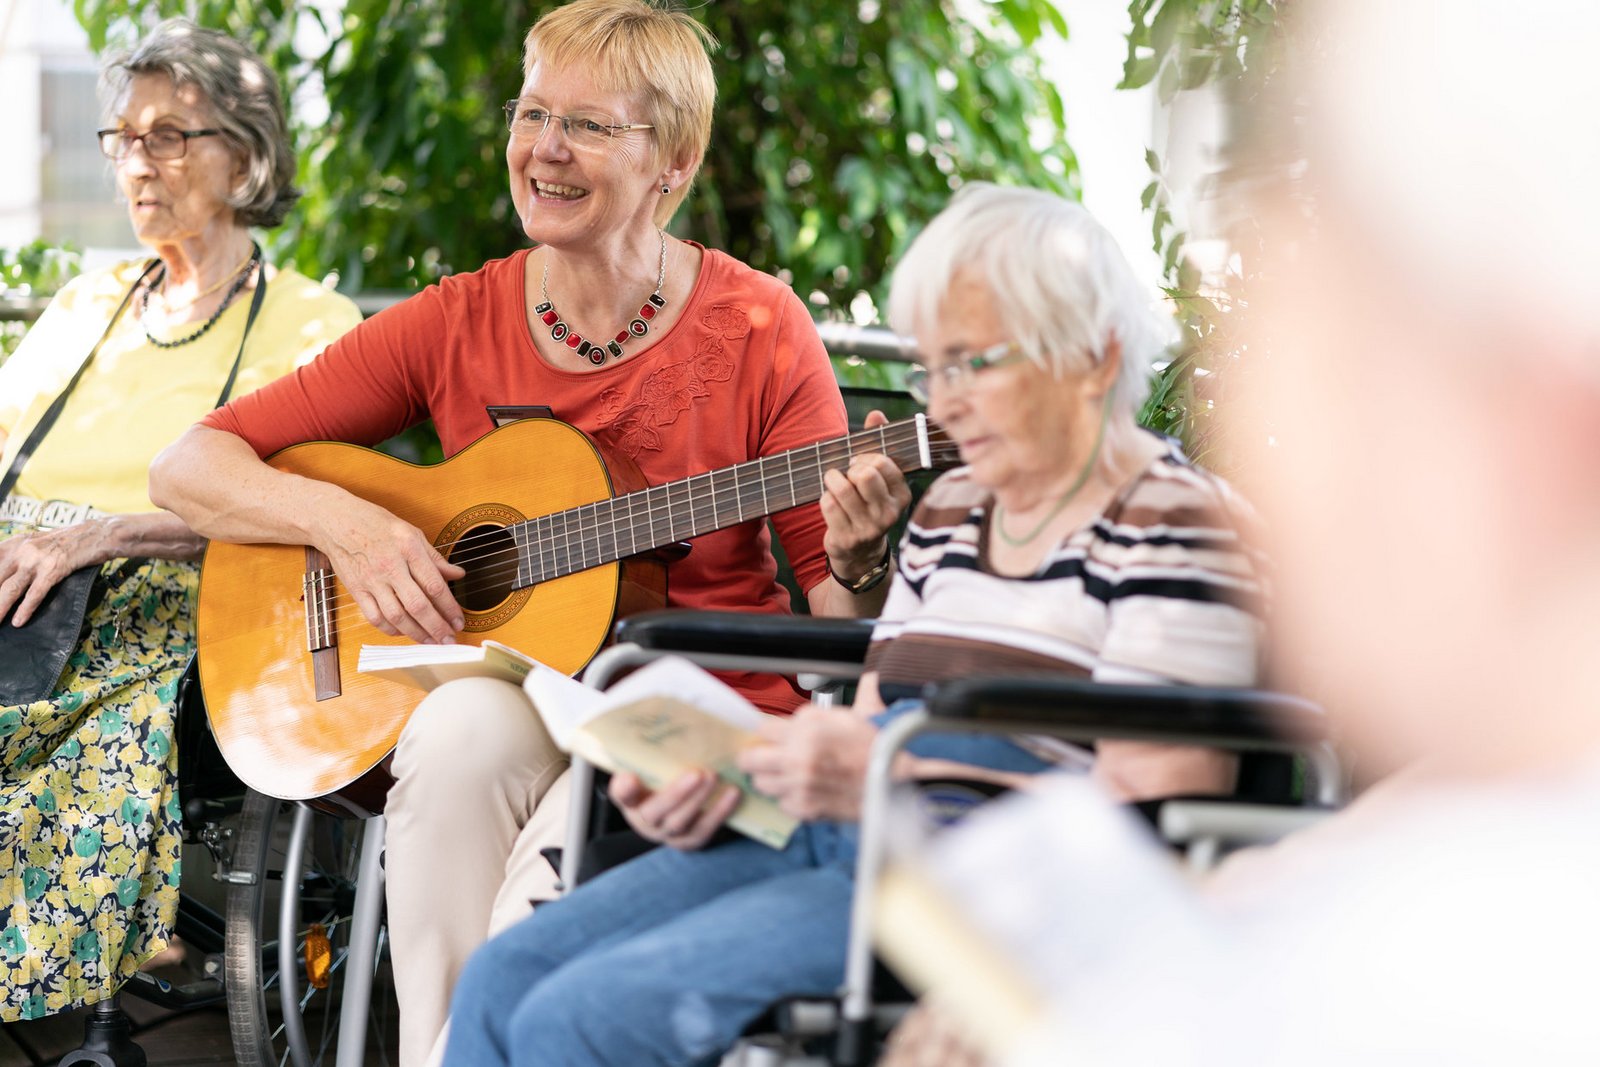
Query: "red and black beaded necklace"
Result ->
[[534, 230, 668, 366]]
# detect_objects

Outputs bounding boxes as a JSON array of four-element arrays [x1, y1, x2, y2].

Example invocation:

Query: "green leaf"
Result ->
[[66, 0, 1081, 317], [1156, 58, 1181, 104]]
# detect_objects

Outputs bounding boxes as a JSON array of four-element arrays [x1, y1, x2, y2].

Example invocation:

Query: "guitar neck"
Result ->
[[508, 415, 940, 585]]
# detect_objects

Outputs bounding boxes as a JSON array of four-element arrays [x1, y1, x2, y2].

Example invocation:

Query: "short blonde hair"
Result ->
[[523, 0, 716, 227]]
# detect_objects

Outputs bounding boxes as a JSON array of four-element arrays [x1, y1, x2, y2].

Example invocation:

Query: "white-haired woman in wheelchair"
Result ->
[[441, 182, 1268, 1066]]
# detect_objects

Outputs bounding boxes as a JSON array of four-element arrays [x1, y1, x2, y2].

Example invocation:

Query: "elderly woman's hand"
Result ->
[[309, 493, 467, 645], [610, 769, 741, 851], [736, 704, 882, 822], [0, 522, 110, 627], [821, 410, 913, 586]]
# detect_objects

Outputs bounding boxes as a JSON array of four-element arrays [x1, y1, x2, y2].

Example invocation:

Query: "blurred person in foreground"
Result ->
[[440, 182, 1268, 1067], [885, 2, 1600, 1064], [0, 20, 360, 1021], [148, 2, 906, 1062]]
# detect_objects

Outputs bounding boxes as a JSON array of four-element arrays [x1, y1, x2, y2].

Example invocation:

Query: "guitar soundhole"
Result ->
[[446, 524, 519, 612]]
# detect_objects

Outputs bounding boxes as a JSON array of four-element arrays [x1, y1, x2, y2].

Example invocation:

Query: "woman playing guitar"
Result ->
[[149, 2, 908, 1064]]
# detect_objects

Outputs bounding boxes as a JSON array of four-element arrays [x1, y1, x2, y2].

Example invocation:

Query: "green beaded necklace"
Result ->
[[993, 391, 1112, 548]]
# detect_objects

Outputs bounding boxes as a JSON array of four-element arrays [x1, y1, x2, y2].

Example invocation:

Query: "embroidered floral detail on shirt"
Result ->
[[597, 329, 739, 458], [700, 304, 750, 339]]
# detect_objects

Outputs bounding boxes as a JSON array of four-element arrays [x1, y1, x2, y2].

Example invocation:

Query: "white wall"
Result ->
[[1042, 1, 1225, 297], [0, 0, 47, 247], [0, 0, 130, 253], [1039, 1, 1164, 293]]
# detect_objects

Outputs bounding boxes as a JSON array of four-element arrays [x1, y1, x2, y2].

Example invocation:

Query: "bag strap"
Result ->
[[214, 245, 268, 409], [0, 246, 269, 502]]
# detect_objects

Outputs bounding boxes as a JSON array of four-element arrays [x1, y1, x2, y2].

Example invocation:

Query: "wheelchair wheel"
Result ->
[[225, 789, 399, 1067]]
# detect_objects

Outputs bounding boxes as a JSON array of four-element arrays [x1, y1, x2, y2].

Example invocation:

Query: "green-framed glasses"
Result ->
[[903, 340, 1030, 404]]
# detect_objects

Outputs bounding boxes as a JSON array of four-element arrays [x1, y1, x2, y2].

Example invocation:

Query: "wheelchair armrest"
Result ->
[[613, 608, 875, 665], [924, 675, 1326, 754]]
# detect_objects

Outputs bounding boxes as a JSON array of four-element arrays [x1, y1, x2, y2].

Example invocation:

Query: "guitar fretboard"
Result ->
[[505, 415, 947, 586]]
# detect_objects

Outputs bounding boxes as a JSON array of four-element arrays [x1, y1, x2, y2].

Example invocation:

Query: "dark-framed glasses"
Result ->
[[98, 126, 221, 160], [502, 101, 655, 150], [904, 340, 1030, 404]]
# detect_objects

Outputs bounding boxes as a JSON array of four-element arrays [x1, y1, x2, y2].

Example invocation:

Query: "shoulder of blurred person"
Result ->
[[1193, 756, 1600, 1063]]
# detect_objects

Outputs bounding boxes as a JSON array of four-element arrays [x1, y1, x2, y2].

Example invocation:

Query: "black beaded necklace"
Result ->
[[140, 243, 261, 350], [534, 230, 668, 366]]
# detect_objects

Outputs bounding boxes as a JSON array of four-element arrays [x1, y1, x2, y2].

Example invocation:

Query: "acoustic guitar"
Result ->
[[196, 415, 955, 814]]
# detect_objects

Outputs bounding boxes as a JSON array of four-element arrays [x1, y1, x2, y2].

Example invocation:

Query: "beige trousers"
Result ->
[[385, 677, 572, 1067]]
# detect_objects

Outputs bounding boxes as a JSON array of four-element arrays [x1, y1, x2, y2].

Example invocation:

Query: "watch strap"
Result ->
[[827, 541, 893, 595]]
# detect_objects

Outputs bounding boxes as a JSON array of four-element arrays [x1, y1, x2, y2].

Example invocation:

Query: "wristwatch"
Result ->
[[828, 543, 893, 595]]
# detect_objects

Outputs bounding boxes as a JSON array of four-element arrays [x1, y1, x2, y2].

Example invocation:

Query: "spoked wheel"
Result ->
[[225, 789, 399, 1067]]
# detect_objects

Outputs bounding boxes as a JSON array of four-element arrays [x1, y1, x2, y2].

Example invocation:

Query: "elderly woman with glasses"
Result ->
[[437, 183, 1267, 1067], [0, 20, 359, 1023], [149, 1, 906, 1062]]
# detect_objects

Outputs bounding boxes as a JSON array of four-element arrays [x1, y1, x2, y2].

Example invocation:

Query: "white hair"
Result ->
[[887, 183, 1165, 467]]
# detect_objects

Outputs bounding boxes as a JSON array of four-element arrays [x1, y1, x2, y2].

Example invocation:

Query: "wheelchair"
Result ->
[[45, 657, 397, 1067], [561, 609, 1341, 1067]]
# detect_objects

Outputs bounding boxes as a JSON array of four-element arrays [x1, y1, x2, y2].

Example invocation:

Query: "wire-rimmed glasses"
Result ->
[[502, 101, 655, 150]]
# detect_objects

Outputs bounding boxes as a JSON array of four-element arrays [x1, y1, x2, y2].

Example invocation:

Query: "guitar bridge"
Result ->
[[303, 548, 341, 700], [304, 567, 334, 651]]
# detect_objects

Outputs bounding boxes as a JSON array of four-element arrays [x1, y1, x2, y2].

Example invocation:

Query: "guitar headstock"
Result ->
[[924, 420, 961, 471], [865, 414, 962, 475]]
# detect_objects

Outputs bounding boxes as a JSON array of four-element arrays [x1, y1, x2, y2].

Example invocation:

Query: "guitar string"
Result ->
[[298, 428, 957, 638], [314, 422, 943, 596], [305, 432, 961, 632], [304, 421, 939, 592]]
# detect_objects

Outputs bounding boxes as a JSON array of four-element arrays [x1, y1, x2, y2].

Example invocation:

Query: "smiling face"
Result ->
[[506, 61, 669, 252], [919, 276, 1104, 501], [112, 73, 242, 250]]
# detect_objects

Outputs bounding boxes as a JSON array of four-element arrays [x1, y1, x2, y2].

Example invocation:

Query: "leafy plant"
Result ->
[[1121, 0, 1285, 471], [72, 0, 1077, 321], [0, 241, 83, 363]]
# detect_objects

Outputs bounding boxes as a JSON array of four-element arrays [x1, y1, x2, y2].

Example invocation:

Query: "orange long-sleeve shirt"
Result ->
[[205, 245, 846, 711]]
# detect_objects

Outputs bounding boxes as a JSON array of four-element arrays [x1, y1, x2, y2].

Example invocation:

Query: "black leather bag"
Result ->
[[0, 564, 99, 705]]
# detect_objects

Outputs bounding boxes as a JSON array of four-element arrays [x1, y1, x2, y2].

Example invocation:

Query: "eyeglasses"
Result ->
[[502, 101, 655, 150], [903, 341, 1030, 404], [98, 126, 221, 161]]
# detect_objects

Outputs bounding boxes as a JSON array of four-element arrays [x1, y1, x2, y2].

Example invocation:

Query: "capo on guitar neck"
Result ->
[[631, 541, 692, 565], [486, 404, 556, 427]]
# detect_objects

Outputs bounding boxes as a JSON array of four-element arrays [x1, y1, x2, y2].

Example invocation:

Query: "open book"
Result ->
[[522, 656, 799, 849], [356, 640, 536, 690], [356, 643, 798, 849]]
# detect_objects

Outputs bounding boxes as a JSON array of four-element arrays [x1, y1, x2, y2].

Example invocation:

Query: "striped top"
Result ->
[[867, 438, 1267, 710]]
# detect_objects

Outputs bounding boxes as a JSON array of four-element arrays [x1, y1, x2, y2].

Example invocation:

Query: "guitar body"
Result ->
[[196, 418, 663, 814]]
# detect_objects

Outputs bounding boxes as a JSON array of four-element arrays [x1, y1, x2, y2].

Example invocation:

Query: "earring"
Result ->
[[661, 185, 671, 195]]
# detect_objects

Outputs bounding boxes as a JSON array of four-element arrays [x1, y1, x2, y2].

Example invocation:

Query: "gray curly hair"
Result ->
[[100, 19, 299, 228]]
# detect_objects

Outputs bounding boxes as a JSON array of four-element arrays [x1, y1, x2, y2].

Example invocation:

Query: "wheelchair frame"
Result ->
[[564, 609, 1342, 1067]]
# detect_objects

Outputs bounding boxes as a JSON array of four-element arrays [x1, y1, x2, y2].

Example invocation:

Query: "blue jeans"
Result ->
[[441, 701, 1053, 1067]]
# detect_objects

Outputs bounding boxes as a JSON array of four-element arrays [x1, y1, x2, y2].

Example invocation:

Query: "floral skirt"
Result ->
[[0, 524, 194, 1022]]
